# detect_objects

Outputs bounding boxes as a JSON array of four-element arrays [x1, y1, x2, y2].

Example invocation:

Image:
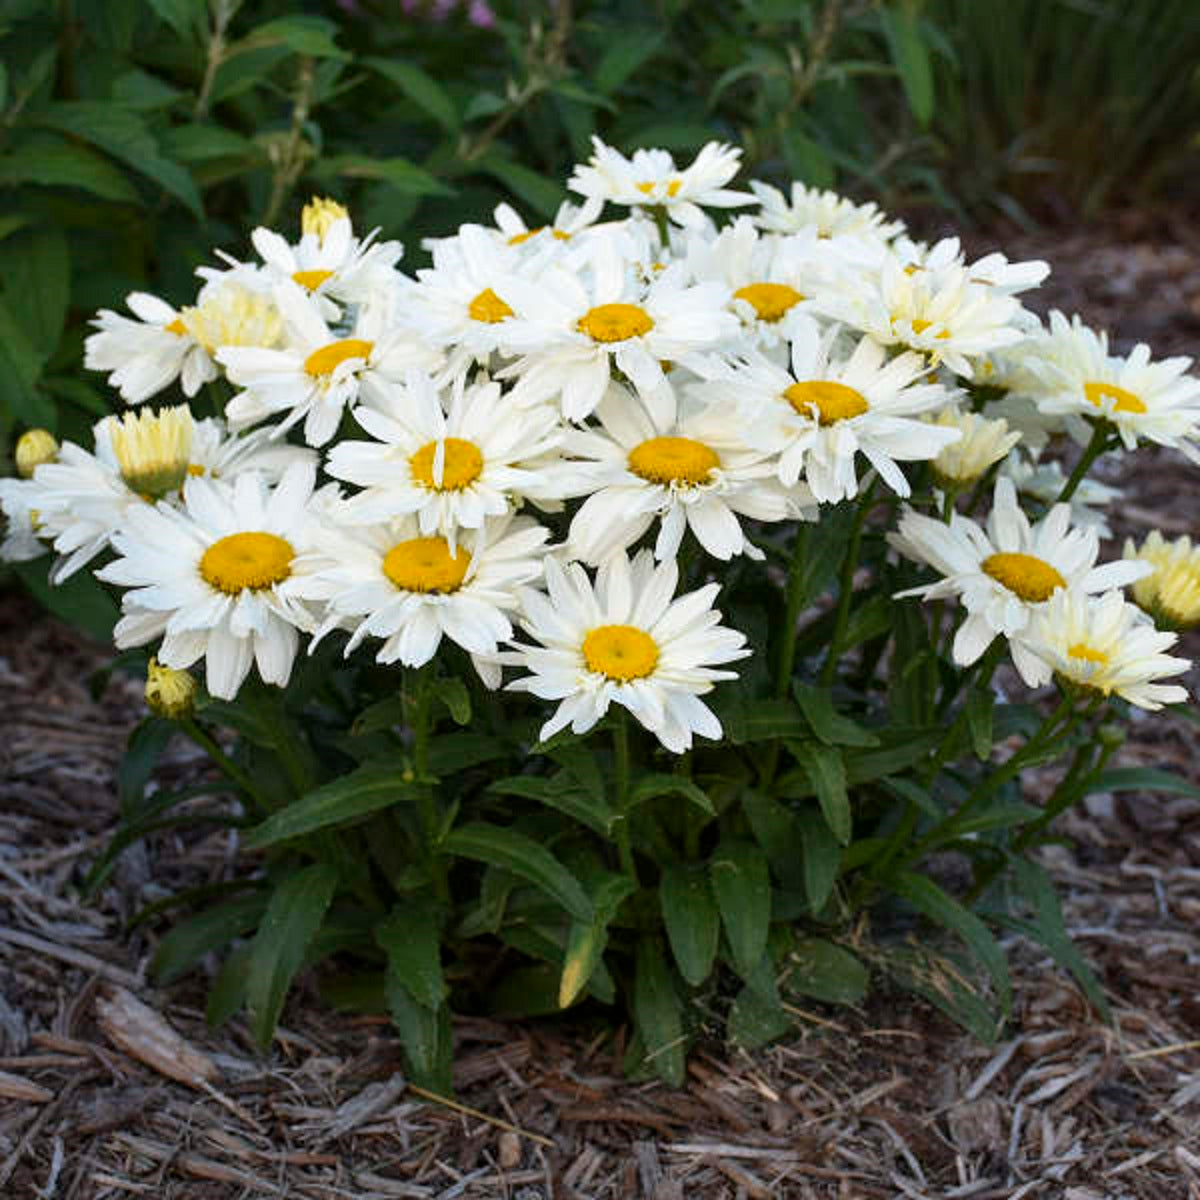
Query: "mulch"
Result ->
[[3, 211, 1200, 1198]]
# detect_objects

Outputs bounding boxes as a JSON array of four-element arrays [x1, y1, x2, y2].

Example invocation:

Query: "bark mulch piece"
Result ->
[[4, 214, 1200, 1197]]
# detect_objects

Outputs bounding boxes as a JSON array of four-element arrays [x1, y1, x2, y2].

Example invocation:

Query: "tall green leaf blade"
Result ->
[[365, 57, 459, 132], [881, 6, 935, 126], [246, 864, 339, 1047], [789, 741, 851, 845], [386, 975, 452, 1092], [660, 864, 719, 986], [633, 940, 685, 1087], [799, 813, 841, 913], [443, 824, 593, 922], [709, 840, 771, 979], [152, 893, 268, 985], [559, 874, 634, 1008], [1093, 766, 1200, 799], [375, 899, 444, 1011], [488, 774, 613, 836]]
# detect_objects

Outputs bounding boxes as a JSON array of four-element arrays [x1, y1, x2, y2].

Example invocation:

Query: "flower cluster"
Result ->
[[4, 139, 1194, 743]]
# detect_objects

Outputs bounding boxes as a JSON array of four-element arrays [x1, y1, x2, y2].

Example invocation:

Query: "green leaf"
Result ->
[[1093, 766, 1200, 799], [718, 698, 806, 744], [660, 864, 719, 986], [488, 774, 613, 836], [313, 153, 453, 197], [629, 773, 715, 818], [112, 70, 183, 111], [788, 741, 851, 845], [152, 893, 268, 985], [793, 681, 879, 747], [36, 102, 202, 217], [14, 560, 118, 642], [592, 29, 666, 93], [0, 134, 141, 203], [633, 940, 685, 1087], [433, 677, 470, 726], [559, 873, 635, 1008], [965, 688, 995, 761], [443, 823, 593, 922], [364, 57, 459, 132], [475, 154, 563, 218], [880, 6, 935, 127], [229, 16, 348, 60], [893, 871, 1011, 1015], [206, 942, 253, 1027], [159, 125, 263, 163], [800, 814, 842, 913], [386, 975, 452, 1091], [954, 803, 1042, 836], [782, 126, 835, 189], [246, 863, 339, 1047], [843, 730, 941, 785], [710, 840, 771, 979], [787, 939, 868, 1006], [4, 226, 68, 357], [118, 718, 174, 816], [729, 981, 791, 1050], [243, 763, 420, 848], [742, 790, 805, 891], [426, 732, 508, 775], [146, 0, 207, 40], [375, 898, 444, 1011], [0, 214, 31, 242]]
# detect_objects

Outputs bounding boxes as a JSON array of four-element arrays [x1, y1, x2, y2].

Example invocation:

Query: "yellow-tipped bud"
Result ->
[[15, 429, 59, 478], [1125, 531, 1200, 630], [930, 408, 1021, 487], [301, 196, 349, 244], [145, 657, 197, 720]]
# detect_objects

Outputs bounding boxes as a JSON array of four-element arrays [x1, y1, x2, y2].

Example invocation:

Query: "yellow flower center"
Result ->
[[200, 532, 294, 595], [165, 317, 187, 336], [582, 624, 659, 682], [577, 303, 655, 343], [636, 180, 681, 197], [292, 268, 335, 291], [784, 380, 869, 425], [382, 537, 471, 593], [734, 282, 803, 323], [468, 287, 514, 324], [627, 436, 719, 486], [304, 338, 374, 377], [1084, 380, 1146, 414], [109, 405, 194, 498], [981, 552, 1065, 602], [1068, 642, 1109, 664], [409, 438, 484, 491], [507, 227, 571, 245]]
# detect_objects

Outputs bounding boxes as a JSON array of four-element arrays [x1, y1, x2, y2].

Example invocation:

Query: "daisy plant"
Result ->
[[7, 142, 1199, 1092]]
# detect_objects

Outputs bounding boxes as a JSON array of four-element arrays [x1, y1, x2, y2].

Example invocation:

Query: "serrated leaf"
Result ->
[[787, 938, 868, 1005], [789, 741, 851, 845], [375, 898, 444, 1011], [246, 863, 339, 1047], [152, 893, 268, 985], [629, 772, 714, 817], [443, 823, 593, 922], [710, 840, 771, 980], [0, 134, 141, 203], [660, 864, 719, 986], [243, 764, 420, 848], [633, 940, 685, 1086], [364, 57, 459, 132], [742, 790, 805, 891]]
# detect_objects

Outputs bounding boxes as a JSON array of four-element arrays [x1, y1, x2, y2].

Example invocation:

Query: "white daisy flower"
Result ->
[[326, 369, 564, 538], [217, 280, 440, 446], [498, 235, 737, 423], [1124, 531, 1200, 630], [1021, 311, 1200, 462], [95, 462, 321, 700], [889, 476, 1150, 671], [0, 478, 46, 563], [567, 137, 753, 228], [1018, 588, 1189, 709], [508, 549, 750, 751], [699, 317, 958, 502], [892, 235, 1049, 296], [492, 198, 604, 248], [749, 179, 905, 243], [561, 381, 801, 565], [294, 511, 549, 673], [929, 407, 1022, 486], [999, 450, 1119, 537]]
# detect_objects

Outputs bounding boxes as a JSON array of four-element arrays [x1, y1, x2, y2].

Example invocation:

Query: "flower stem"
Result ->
[[612, 710, 637, 883], [1056, 422, 1110, 504], [819, 492, 872, 687], [179, 717, 270, 813], [410, 665, 448, 899]]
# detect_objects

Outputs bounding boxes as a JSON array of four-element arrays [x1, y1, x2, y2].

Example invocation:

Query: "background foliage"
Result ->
[[2, 0, 1198, 472]]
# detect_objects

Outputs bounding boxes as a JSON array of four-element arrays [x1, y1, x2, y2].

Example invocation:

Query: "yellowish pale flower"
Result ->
[[172, 279, 284, 356], [145, 657, 197, 719], [107, 405, 194, 498], [302, 196, 349, 243], [15, 429, 59, 478], [1124, 531, 1200, 629], [930, 408, 1021, 486]]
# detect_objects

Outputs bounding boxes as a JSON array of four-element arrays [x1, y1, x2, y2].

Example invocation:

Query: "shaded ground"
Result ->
[[2, 212, 1200, 1197]]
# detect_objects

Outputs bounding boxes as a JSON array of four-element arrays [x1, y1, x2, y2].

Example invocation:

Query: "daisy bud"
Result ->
[[930, 409, 1020, 487], [15, 429, 59, 478], [145, 657, 197, 720], [1124, 531, 1200, 630], [301, 196, 349, 244]]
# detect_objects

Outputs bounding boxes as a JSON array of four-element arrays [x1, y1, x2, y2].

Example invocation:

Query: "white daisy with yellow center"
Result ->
[[0, 478, 46, 563], [1124, 531, 1200, 630], [561, 382, 801, 565], [567, 137, 753, 229], [1018, 588, 1189, 709], [749, 179, 905, 243], [491, 198, 603, 251], [700, 317, 958, 502], [95, 463, 320, 700], [891, 235, 1049, 296], [890, 476, 1150, 671], [327, 369, 565, 539], [498, 235, 737, 422], [508, 550, 750, 752], [217, 280, 441, 446], [1019, 311, 1200, 462], [294, 511, 549, 673]]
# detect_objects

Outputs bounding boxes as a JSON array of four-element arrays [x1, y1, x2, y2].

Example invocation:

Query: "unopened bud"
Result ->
[[15, 429, 59, 478], [145, 657, 197, 719], [1097, 723, 1125, 750], [301, 196, 348, 244]]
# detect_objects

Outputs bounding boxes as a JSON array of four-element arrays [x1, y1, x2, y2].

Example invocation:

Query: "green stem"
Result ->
[[819, 492, 872, 687], [1056, 422, 1110, 504], [260, 56, 316, 228], [774, 525, 811, 699], [613, 711, 637, 882], [179, 717, 270, 813], [194, 0, 235, 120], [410, 666, 449, 899]]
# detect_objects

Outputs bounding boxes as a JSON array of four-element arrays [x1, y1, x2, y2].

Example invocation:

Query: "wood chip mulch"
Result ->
[[3, 213, 1200, 1198]]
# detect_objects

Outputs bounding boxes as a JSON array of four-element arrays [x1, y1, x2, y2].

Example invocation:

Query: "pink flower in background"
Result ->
[[397, 0, 494, 24]]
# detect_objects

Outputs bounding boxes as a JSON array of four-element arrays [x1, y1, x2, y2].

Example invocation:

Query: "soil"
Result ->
[[2, 212, 1200, 1198]]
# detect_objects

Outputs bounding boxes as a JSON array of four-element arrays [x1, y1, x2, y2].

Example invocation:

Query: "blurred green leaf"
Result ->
[[0, 298, 49, 427], [312, 153, 453, 197], [787, 938, 868, 1005], [364, 57, 459, 133], [660, 864, 719, 986], [0, 134, 141, 203], [593, 29, 666, 94], [229, 16, 348, 61], [880, 6, 935, 127], [475, 154, 563, 218], [5, 226, 69, 356], [145, 0, 208, 41]]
